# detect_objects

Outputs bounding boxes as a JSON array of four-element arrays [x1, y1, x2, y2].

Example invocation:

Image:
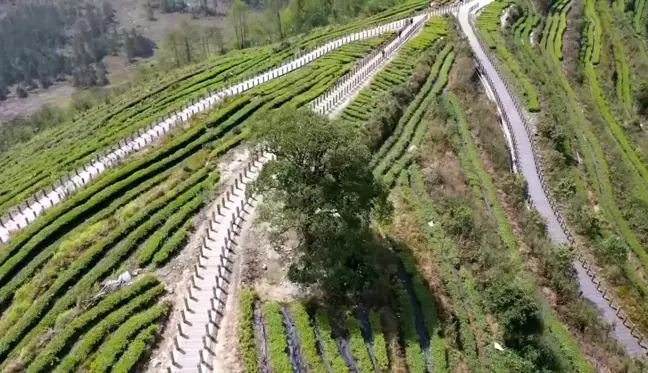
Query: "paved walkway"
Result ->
[[457, 0, 645, 356], [169, 152, 272, 373]]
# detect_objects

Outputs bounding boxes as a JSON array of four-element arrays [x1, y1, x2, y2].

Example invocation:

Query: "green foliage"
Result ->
[[111, 324, 159, 373], [290, 304, 328, 372], [136, 192, 204, 267], [397, 245, 447, 372], [315, 310, 348, 372], [346, 312, 373, 373], [394, 278, 426, 372], [375, 50, 455, 184], [368, 311, 389, 372], [239, 288, 259, 373], [253, 107, 390, 299], [88, 304, 168, 373], [344, 17, 449, 130], [477, 1, 540, 111], [0, 172, 211, 364], [263, 302, 292, 373], [33, 284, 163, 373], [634, 0, 647, 32], [25, 276, 161, 373]]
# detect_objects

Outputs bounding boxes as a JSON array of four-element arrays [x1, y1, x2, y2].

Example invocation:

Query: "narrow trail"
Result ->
[[457, 0, 644, 355]]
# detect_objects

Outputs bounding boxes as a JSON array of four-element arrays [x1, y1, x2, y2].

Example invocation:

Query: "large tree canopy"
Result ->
[[252, 107, 391, 300]]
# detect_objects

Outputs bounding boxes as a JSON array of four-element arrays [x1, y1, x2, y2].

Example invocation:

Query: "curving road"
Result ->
[[457, 0, 644, 356]]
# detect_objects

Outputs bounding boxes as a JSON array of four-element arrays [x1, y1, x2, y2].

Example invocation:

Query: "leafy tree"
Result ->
[[229, 0, 249, 49], [251, 108, 391, 300], [264, 0, 285, 39]]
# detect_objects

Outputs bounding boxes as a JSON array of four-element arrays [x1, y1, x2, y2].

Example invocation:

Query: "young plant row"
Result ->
[[393, 273, 426, 373], [290, 303, 329, 372], [346, 312, 373, 373], [396, 246, 447, 372], [238, 288, 260, 373], [368, 311, 389, 372], [263, 302, 293, 373]]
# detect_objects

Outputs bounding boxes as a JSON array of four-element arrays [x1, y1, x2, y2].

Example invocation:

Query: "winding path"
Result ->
[[457, 0, 645, 356]]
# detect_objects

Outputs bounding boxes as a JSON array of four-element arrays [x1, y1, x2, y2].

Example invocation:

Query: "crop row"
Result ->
[[238, 288, 259, 373], [443, 94, 518, 251], [342, 17, 448, 123], [634, 0, 647, 32], [398, 248, 447, 372], [87, 303, 168, 373], [376, 50, 455, 185], [404, 166, 491, 371], [536, 7, 648, 329], [582, 0, 602, 64], [595, 0, 632, 109], [298, 0, 429, 50], [370, 43, 453, 169], [315, 310, 348, 372], [347, 312, 373, 373], [263, 302, 293, 373], [30, 283, 165, 373], [111, 324, 159, 373], [368, 311, 389, 372], [25, 275, 162, 372], [0, 49, 273, 210], [0, 162, 212, 309], [0, 34, 392, 369], [0, 36, 383, 323], [394, 275, 426, 372], [291, 304, 329, 372]]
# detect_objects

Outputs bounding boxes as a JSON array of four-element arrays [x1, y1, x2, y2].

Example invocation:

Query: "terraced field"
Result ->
[[0, 27, 395, 371], [471, 0, 648, 359], [1, 0, 648, 371]]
